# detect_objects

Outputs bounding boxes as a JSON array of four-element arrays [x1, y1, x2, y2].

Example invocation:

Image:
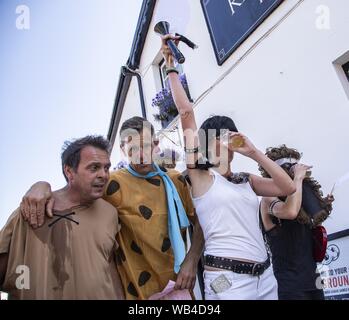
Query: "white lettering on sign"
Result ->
[[228, 0, 265, 16]]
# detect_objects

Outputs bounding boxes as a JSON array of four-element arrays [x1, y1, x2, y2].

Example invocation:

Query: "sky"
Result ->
[[0, 0, 143, 228]]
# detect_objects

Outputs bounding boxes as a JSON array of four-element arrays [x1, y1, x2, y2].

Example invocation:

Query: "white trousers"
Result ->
[[204, 266, 278, 300]]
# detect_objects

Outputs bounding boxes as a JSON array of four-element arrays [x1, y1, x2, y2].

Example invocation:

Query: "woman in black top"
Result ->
[[259, 145, 334, 300]]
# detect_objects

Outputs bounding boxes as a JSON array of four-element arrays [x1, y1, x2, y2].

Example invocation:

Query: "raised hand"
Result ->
[[161, 34, 180, 67], [225, 132, 258, 158], [292, 163, 313, 180]]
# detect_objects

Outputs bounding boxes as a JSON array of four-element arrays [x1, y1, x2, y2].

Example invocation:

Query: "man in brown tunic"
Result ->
[[0, 136, 124, 299]]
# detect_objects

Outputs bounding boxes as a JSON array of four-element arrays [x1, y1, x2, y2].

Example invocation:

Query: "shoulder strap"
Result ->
[[259, 202, 272, 257], [259, 202, 267, 235]]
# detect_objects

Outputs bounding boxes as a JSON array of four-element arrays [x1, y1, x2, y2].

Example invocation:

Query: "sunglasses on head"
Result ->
[[281, 162, 297, 171]]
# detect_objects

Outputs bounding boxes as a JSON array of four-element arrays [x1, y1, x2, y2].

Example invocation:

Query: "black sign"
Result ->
[[201, 0, 283, 65]]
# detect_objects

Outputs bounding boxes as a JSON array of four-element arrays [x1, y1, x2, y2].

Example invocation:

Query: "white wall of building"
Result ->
[[110, 77, 143, 167], [116, 0, 349, 234]]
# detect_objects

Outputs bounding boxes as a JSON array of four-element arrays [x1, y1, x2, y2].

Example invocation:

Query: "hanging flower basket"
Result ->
[[152, 74, 192, 128]]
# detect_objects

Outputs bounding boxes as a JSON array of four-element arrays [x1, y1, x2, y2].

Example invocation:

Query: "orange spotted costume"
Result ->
[[103, 167, 194, 300]]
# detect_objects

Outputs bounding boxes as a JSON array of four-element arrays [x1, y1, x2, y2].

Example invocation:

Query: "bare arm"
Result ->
[[175, 214, 204, 290], [162, 36, 197, 131], [261, 164, 311, 221], [161, 35, 201, 170], [20, 181, 54, 228], [161, 35, 212, 196], [0, 253, 9, 289], [248, 151, 297, 197], [168, 70, 198, 168]]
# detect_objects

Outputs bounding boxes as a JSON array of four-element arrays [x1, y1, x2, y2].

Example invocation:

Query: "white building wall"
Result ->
[[118, 0, 349, 234], [110, 77, 143, 167]]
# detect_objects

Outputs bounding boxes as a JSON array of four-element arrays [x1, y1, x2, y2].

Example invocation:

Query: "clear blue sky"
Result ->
[[0, 0, 142, 228]]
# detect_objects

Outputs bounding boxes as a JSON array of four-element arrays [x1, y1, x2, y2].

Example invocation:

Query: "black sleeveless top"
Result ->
[[265, 217, 319, 292]]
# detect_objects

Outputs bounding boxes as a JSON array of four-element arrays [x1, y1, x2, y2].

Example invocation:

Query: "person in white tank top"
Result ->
[[160, 35, 296, 300]]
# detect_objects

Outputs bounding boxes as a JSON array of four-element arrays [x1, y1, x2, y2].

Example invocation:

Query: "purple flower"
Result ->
[[152, 74, 191, 124]]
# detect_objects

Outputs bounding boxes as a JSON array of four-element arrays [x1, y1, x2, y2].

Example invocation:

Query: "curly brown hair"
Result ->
[[258, 144, 301, 178]]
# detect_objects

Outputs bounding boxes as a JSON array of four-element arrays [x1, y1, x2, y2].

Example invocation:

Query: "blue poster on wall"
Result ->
[[201, 0, 284, 65]]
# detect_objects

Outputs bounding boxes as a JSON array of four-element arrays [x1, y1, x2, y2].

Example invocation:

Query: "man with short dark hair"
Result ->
[[0, 136, 124, 299], [19, 118, 204, 300]]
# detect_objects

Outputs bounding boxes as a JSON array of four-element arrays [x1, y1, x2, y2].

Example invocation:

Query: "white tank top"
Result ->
[[192, 169, 268, 263]]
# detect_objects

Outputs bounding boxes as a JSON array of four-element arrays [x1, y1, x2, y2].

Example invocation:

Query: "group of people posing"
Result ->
[[0, 36, 334, 300]]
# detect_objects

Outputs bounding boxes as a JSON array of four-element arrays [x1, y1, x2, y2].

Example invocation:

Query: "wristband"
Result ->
[[166, 67, 179, 76]]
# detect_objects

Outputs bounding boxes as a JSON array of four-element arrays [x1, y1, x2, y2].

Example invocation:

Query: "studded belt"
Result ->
[[204, 255, 270, 276]]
